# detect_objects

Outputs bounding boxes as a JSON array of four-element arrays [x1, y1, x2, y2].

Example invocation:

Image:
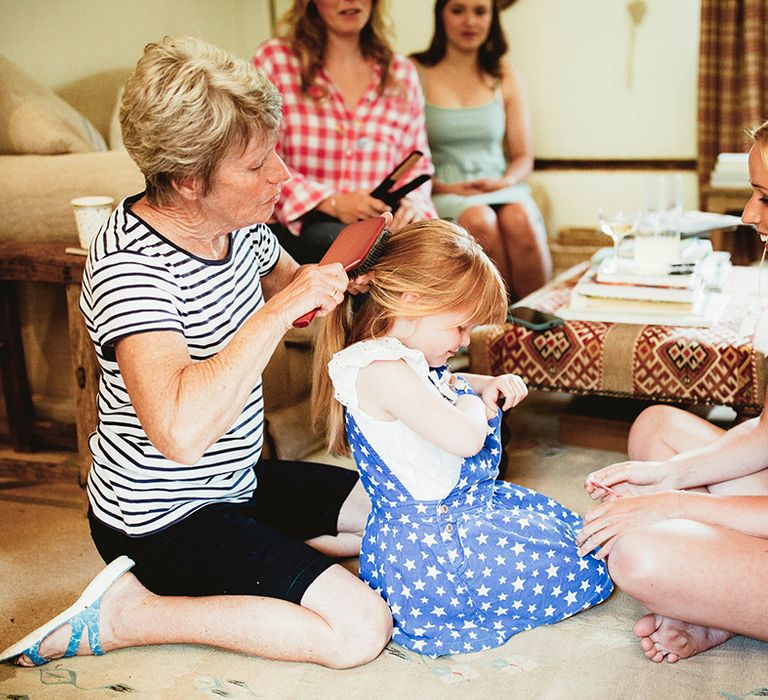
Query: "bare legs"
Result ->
[[608, 519, 768, 662], [497, 203, 551, 298], [18, 562, 392, 668], [611, 405, 768, 661], [628, 405, 768, 494], [457, 203, 551, 300], [16, 481, 391, 669], [458, 205, 511, 288], [306, 479, 370, 557], [627, 404, 724, 462]]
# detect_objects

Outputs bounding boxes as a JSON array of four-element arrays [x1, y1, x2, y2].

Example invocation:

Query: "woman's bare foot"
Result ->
[[16, 572, 149, 666], [633, 613, 734, 663]]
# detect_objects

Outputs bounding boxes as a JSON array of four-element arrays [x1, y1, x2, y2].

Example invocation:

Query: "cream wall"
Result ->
[[0, 0, 702, 232], [389, 0, 701, 232], [0, 0, 273, 87]]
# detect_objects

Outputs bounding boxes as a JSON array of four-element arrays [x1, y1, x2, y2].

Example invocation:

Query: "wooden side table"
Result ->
[[700, 184, 751, 213], [0, 240, 97, 486]]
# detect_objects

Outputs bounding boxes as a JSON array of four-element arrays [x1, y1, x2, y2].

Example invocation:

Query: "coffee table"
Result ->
[[469, 263, 766, 417]]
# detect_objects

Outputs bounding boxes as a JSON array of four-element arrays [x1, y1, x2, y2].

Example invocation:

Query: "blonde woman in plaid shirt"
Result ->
[[254, 0, 436, 264]]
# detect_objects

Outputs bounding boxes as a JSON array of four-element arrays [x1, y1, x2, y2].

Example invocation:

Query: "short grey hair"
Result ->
[[120, 35, 282, 204]]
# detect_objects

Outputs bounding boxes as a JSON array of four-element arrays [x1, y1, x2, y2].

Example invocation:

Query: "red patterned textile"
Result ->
[[470, 264, 766, 414]]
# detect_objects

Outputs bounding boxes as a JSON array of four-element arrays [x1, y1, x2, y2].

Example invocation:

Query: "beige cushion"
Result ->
[[57, 68, 132, 142], [0, 150, 144, 243], [0, 55, 106, 155], [529, 181, 552, 236], [108, 86, 125, 150]]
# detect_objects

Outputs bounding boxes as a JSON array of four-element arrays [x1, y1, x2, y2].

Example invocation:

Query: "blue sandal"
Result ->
[[0, 555, 135, 666]]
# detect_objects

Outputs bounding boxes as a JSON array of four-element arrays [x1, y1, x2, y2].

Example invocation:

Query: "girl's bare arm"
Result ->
[[357, 360, 488, 457]]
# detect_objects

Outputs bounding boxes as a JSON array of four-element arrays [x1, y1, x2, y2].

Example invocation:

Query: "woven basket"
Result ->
[[549, 227, 605, 275]]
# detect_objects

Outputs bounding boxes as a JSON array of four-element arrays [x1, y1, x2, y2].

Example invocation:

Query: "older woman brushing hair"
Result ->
[[576, 119, 768, 663], [1, 35, 391, 670]]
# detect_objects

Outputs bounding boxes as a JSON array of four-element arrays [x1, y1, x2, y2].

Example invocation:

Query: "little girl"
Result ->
[[313, 219, 612, 656]]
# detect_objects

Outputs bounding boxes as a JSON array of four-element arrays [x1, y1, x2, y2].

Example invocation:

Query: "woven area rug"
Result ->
[[1, 394, 767, 699]]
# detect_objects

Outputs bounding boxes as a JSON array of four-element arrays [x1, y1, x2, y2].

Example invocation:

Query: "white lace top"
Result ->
[[328, 337, 462, 500]]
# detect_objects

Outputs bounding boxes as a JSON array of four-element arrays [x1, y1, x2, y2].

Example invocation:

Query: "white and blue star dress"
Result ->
[[328, 338, 613, 657]]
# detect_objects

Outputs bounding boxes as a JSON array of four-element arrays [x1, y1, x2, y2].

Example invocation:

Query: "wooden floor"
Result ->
[[0, 450, 83, 515], [0, 424, 83, 512], [0, 440, 79, 481]]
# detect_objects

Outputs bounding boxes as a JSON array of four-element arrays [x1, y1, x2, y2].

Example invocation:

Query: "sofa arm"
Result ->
[[0, 151, 144, 243], [529, 181, 552, 237], [262, 326, 325, 461]]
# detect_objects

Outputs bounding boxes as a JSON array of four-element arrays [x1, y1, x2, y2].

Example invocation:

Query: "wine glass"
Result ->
[[598, 209, 635, 271]]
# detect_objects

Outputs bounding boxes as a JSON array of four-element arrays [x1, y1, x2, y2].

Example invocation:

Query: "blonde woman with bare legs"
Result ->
[[577, 119, 768, 663]]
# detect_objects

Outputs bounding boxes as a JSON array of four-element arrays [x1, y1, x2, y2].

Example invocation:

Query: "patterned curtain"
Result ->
[[697, 0, 768, 189]]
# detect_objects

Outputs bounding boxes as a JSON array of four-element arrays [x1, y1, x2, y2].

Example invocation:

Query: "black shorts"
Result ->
[[268, 212, 345, 264], [88, 458, 359, 605]]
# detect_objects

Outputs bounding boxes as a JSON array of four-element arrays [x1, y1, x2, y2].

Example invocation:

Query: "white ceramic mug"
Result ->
[[71, 195, 114, 250]]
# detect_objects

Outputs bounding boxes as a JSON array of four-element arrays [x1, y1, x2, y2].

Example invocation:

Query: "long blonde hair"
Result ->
[[750, 119, 768, 167], [277, 0, 395, 97], [312, 219, 507, 454]]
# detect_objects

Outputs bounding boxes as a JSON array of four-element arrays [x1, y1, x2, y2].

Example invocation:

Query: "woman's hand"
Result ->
[[479, 373, 528, 418], [435, 181, 486, 197], [390, 195, 428, 230], [584, 459, 677, 500], [470, 176, 514, 193], [435, 177, 513, 197], [334, 190, 391, 224], [576, 491, 683, 559], [265, 261, 349, 329]]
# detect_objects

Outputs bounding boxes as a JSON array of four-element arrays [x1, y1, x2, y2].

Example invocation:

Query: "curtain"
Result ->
[[697, 0, 767, 189]]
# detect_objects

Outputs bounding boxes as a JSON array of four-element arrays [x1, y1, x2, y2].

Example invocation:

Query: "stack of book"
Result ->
[[709, 153, 749, 189], [560, 243, 731, 327]]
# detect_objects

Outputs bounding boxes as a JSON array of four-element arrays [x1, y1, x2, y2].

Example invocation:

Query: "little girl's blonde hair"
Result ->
[[312, 218, 508, 455]]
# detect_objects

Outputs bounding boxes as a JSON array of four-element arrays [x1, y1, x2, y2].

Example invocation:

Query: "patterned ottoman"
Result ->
[[469, 264, 767, 416]]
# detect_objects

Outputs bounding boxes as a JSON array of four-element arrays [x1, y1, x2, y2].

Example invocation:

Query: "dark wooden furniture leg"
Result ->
[[0, 280, 34, 451], [65, 284, 99, 487]]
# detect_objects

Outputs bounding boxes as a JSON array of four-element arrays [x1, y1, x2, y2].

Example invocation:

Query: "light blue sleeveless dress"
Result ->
[[425, 96, 545, 234], [339, 359, 613, 657]]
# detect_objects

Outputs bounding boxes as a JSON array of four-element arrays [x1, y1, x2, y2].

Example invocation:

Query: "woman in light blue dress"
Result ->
[[411, 0, 551, 300]]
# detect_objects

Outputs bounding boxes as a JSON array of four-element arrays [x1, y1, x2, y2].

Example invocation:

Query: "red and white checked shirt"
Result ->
[[253, 38, 436, 234]]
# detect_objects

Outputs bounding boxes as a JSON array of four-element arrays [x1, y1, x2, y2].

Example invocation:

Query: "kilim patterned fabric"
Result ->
[[470, 264, 766, 414]]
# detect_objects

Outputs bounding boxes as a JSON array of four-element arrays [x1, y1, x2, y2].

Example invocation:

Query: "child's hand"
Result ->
[[480, 374, 528, 416]]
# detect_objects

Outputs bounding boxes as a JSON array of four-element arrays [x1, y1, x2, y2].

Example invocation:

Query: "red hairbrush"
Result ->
[[292, 216, 390, 328]]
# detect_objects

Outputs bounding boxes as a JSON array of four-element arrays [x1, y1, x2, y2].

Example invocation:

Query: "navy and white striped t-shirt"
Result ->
[[80, 194, 281, 536]]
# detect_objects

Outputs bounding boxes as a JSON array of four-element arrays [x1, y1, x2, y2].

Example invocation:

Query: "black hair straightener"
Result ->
[[370, 150, 431, 210]]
